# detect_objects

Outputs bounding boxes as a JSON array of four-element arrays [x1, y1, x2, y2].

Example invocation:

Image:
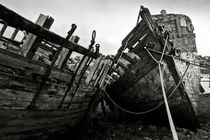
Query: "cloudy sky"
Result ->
[[1, 0, 210, 56]]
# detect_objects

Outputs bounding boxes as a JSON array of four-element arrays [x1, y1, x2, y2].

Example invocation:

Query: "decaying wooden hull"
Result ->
[[0, 49, 95, 109], [0, 4, 102, 139], [106, 6, 200, 129], [0, 48, 99, 140]]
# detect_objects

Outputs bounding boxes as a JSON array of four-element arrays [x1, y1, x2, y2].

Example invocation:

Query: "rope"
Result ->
[[158, 63, 178, 140], [166, 62, 190, 99], [149, 37, 178, 140], [102, 50, 190, 116], [105, 34, 188, 139], [170, 39, 193, 54], [146, 48, 210, 70], [160, 35, 169, 62], [103, 88, 165, 115], [144, 47, 159, 63], [144, 35, 168, 63]]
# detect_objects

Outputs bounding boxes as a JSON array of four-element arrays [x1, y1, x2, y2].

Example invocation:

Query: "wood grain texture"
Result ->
[[0, 42, 100, 139], [0, 4, 104, 139]]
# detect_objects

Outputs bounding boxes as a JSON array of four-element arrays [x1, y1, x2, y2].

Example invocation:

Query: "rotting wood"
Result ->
[[122, 20, 146, 45], [23, 14, 54, 59], [60, 36, 80, 69], [39, 43, 55, 52], [176, 17, 182, 38], [60, 50, 72, 69], [0, 50, 73, 82], [85, 55, 103, 85], [121, 53, 136, 64], [0, 36, 21, 47], [124, 26, 149, 49], [10, 28, 19, 40], [0, 23, 7, 36], [0, 4, 103, 139], [0, 4, 99, 58], [27, 24, 77, 109], [58, 31, 96, 109], [117, 61, 129, 71], [105, 6, 200, 130], [66, 32, 97, 108]]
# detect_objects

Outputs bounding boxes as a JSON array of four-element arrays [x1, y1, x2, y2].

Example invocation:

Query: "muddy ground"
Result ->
[[49, 100, 210, 140], [67, 111, 210, 140]]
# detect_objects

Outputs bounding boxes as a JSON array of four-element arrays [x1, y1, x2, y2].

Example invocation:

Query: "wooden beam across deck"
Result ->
[[0, 4, 99, 59]]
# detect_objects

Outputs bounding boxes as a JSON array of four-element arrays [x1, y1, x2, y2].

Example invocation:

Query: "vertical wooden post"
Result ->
[[10, 28, 19, 40], [66, 57, 93, 108], [21, 14, 54, 59], [209, 75, 210, 88], [99, 63, 110, 88], [0, 23, 7, 36], [58, 35, 80, 69], [85, 55, 103, 85], [94, 62, 106, 87], [176, 17, 182, 38], [58, 30, 96, 109], [67, 43, 98, 108], [107, 44, 124, 76]]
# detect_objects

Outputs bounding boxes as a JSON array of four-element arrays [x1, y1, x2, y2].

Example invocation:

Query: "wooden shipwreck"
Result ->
[[105, 6, 200, 130], [0, 4, 107, 140]]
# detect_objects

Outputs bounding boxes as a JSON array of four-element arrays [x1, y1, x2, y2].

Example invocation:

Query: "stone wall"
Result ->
[[175, 52, 200, 113], [198, 93, 210, 122]]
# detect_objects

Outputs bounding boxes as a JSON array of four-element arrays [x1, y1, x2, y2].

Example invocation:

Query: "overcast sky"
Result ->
[[1, 0, 210, 56]]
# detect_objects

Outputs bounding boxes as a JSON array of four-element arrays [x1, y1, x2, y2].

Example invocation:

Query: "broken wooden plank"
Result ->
[[0, 50, 73, 82], [121, 53, 136, 64], [59, 36, 80, 69], [27, 25, 78, 109], [122, 20, 146, 45], [22, 14, 54, 59], [10, 28, 19, 40], [0, 23, 7, 36]]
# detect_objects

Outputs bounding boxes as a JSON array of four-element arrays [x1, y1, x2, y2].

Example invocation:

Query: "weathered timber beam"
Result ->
[[58, 31, 96, 109], [0, 23, 7, 36], [63, 41, 98, 58], [122, 21, 146, 46], [25, 14, 54, 59], [10, 28, 19, 40], [121, 53, 136, 64], [0, 36, 21, 46], [27, 25, 77, 110], [117, 61, 128, 71], [0, 4, 99, 59], [60, 36, 80, 69], [39, 43, 54, 52]]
